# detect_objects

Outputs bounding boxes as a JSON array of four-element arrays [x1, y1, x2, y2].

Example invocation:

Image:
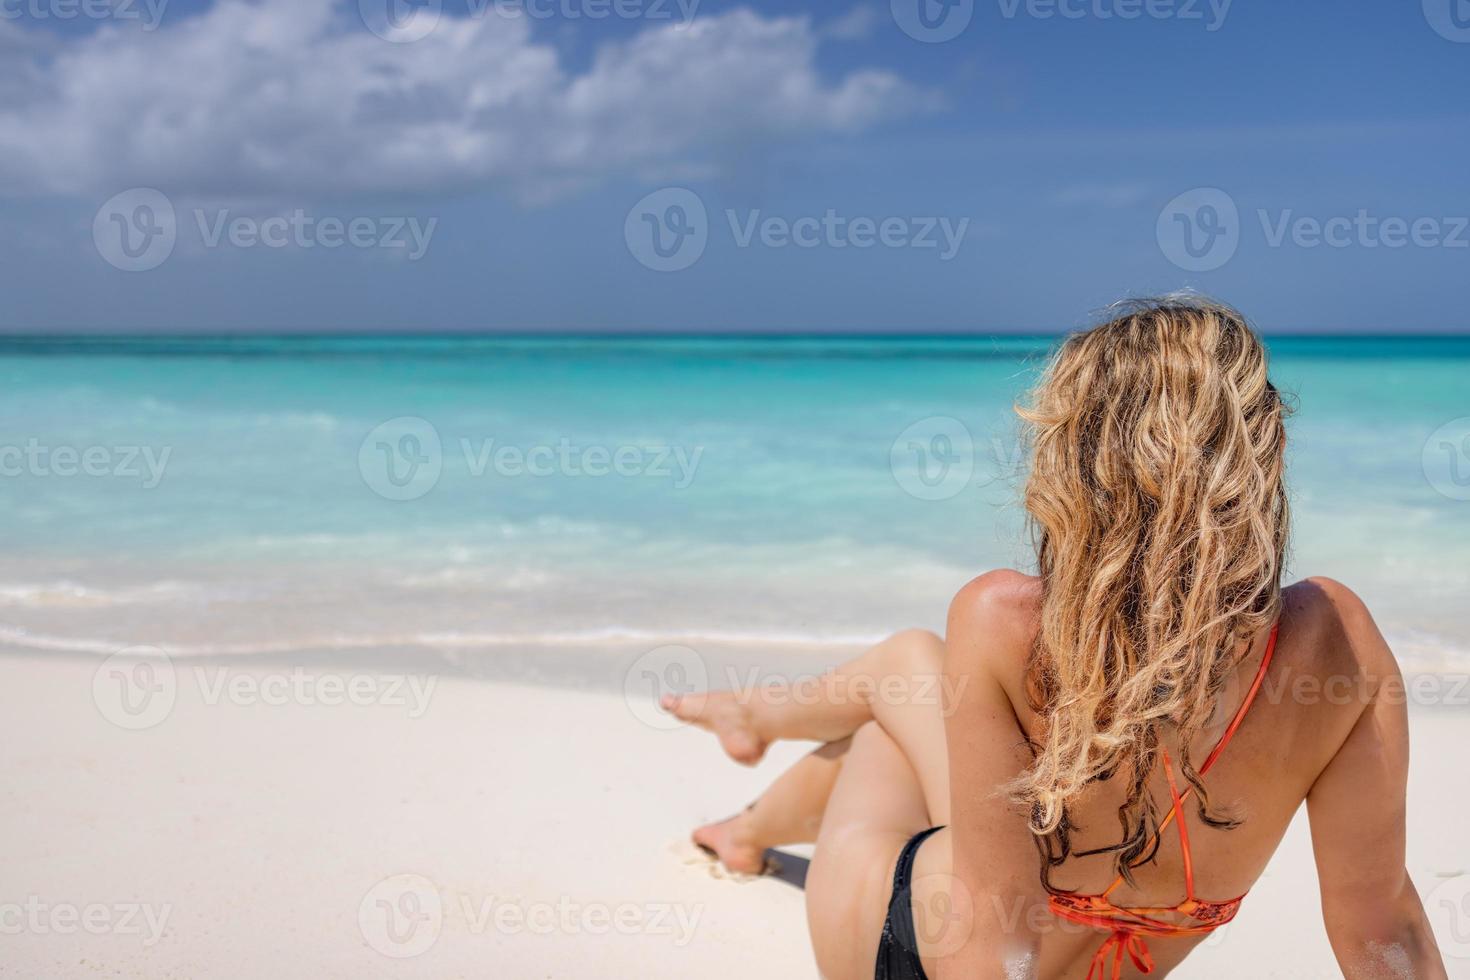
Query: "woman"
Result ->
[[664, 299, 1446, 979]]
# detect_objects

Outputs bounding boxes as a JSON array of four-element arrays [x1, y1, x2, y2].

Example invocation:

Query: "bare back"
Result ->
[[936, 571, 1438, 979]]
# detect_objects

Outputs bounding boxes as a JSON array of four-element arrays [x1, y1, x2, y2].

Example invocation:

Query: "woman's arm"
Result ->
[[936, 570, 1048, 980], [1304, 579, 1447, 979]]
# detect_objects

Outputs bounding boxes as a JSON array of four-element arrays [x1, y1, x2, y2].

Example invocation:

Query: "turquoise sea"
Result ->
[[0, 335, 1466, 678]]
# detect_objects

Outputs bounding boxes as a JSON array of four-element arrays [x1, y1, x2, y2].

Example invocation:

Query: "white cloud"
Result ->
[[822, 4, 880, 41], [0, 0, 926, 203]]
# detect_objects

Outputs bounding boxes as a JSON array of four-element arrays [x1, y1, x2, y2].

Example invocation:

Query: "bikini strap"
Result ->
[[1161, 748, 1195, 899], [1199, 622, 1279, 775], [1099, 620, 1280, 900]]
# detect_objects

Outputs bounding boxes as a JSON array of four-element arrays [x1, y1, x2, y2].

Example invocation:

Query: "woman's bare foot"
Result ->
[[660, 691, 768, 765], [692, 812, 769, 875]]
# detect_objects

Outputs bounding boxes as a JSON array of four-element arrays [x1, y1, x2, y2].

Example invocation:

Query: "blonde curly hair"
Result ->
[[1014, 296, 1290, 886]]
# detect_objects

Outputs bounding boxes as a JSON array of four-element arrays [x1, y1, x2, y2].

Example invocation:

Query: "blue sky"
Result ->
[[1, 0, 1467, 332]]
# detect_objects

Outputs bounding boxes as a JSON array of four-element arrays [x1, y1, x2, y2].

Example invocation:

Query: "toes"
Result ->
[[662, 692, 710, 723], [661, 693, 696, 718]]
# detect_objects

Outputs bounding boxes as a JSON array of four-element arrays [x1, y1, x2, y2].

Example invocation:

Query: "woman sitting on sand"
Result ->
[[664, 299, 1446, 979]]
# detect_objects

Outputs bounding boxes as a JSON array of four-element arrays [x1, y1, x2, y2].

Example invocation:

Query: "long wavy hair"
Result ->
[[1014, 296, 1290, 888]]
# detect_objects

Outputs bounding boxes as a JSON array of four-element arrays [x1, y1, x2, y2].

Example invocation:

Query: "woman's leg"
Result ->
[[664, 629, 952, 823], [806, 721, 957, 980], [692, 737, 851, 874]]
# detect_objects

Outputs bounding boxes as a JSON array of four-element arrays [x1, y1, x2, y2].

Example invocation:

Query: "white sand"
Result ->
[[2, 652, 1466, 978]]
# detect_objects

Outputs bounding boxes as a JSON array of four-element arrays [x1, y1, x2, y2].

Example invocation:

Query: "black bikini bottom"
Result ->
[[873, 825, 945, 980]]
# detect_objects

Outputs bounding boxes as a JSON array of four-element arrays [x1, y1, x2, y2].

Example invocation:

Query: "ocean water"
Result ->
[[0, 335, 1466, 679]]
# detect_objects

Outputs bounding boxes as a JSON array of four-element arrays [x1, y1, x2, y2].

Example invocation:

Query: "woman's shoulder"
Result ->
[[1281, 576, 1402, 683], [945, 569, 1042, 680], [944, 572, 1400, 685]]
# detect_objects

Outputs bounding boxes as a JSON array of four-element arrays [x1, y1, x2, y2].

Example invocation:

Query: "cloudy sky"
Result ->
[[2, 0, 1467, 332]]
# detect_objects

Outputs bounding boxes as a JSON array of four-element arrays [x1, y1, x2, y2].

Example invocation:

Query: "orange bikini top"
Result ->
[[1047, 622, 1280, 980]]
